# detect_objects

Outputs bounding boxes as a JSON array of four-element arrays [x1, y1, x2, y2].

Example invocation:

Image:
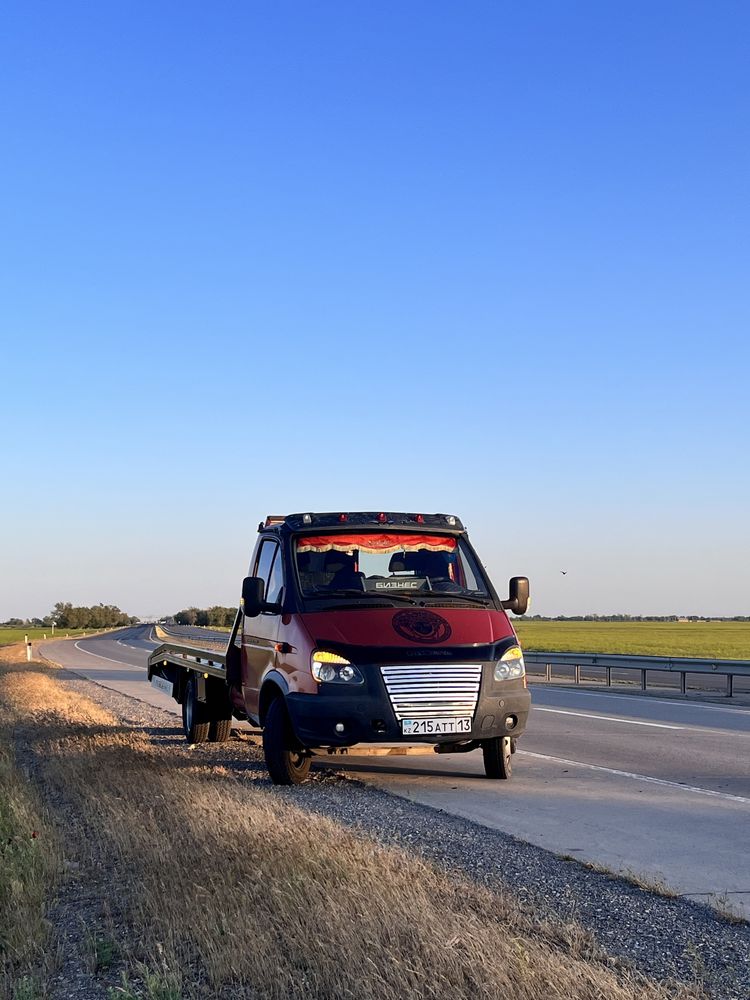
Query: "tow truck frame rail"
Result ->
[[148, 642, 227, 680]]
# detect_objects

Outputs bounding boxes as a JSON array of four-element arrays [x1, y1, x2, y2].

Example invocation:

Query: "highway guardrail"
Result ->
[[523, 651, 750, 697]]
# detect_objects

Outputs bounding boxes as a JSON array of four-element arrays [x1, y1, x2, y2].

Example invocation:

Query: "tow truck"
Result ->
[[148, 511, 531, 784]]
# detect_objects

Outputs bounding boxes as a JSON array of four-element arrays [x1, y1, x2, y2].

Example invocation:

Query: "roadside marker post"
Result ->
[[26, 640, 32, 662]]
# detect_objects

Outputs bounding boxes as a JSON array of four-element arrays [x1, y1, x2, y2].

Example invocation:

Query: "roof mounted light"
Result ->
[[339, 513, 348, 522], [446, 515, 456, 526], [302, 513, 312, 525], [415, 514, 425, 524], [377, 512, 387, 523]]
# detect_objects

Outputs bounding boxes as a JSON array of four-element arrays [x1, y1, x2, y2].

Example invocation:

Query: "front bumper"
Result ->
[[285, 663, 530, 748]]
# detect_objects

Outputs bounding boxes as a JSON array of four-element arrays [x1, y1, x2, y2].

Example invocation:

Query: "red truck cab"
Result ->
[[231, 511, 531, 784]]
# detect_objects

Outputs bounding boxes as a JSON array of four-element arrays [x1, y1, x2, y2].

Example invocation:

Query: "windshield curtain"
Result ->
[[294, 532, 490, 600]]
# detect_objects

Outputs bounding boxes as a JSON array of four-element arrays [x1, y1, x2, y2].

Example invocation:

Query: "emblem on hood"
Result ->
[[392, 609, 452, 644]]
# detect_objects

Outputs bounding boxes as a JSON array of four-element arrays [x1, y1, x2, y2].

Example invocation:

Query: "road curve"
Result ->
[[40, 625, 750, 919]]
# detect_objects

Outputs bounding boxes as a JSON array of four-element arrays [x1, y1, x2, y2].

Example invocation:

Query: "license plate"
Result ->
[[150, 675, 174, 698], [401, 717, 472, 736]]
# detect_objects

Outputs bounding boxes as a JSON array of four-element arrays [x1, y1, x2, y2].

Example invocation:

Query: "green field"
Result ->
[[513, 620, 750, 660], [0, 627, 97, 647]]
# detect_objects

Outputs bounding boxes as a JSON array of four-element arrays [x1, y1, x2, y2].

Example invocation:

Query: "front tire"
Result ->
[[263, 698, 311, 785], [182, 675, 210, 744], [482, 735, 512, 779]]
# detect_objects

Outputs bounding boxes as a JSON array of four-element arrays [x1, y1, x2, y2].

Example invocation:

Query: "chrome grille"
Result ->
[[380, 663, 482, 720]]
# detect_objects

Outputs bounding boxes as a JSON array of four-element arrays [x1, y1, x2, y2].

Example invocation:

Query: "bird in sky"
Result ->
[[560, 570, 568, 575]]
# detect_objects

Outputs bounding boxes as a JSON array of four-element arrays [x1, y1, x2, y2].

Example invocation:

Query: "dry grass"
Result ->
[[0, 659, 701, 1000], [560, 856, 681, 899], [704, 893, 746, 926], [0, 644, 32, 665], [0, 683, 59, 997]]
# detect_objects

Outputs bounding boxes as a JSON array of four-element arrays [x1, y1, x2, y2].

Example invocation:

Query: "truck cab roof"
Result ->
[[258, 512, 466, 534]]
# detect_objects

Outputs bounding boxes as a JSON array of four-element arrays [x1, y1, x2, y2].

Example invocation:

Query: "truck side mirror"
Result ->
[[501, 576, 529, 616], [241, 576, 265, 618]]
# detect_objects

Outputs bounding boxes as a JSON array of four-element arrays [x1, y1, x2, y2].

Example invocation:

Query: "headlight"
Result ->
[[494, 645, 525, 681], [311, 650, 364, 684]]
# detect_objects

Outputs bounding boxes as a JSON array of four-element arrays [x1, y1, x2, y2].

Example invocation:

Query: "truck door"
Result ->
[[242, 538, 284, 722]]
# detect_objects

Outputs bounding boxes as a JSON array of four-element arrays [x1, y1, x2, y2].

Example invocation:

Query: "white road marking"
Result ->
[[73, 641, 140, 668], [533, 707, 684, 729], [531, 686, 750, 716], [519, 750, 750, 806]]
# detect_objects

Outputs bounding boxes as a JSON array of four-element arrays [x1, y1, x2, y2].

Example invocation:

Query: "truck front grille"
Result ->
[[379, 663, 482, 720]]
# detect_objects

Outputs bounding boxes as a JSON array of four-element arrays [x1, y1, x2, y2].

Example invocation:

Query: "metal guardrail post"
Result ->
[[575, 664, 581, 684], [680, 672, 687, 695], [727, 674, 734, 697], [545, 663, 552, 682], [641, 669, 647, 691], [606, 666, 612, 686]]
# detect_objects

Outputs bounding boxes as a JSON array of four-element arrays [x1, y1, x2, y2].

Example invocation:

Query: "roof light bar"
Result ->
[[276, 512, 466, 531]]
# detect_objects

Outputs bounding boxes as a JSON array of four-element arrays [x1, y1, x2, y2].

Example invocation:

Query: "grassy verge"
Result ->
[[0, 659, 699, 1000], [0, 628, 103, 647], [0, 695, 59, 998], [513, 620, 750, 659]]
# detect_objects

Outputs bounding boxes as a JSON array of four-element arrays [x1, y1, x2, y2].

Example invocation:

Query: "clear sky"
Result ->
[[1, 1, 748, 619]]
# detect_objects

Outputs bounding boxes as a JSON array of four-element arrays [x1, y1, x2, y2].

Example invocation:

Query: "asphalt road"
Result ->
[[40, 624, 750, 919]]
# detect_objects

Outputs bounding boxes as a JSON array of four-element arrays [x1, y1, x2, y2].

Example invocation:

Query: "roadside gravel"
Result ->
[[51, 666, 750, 1000]]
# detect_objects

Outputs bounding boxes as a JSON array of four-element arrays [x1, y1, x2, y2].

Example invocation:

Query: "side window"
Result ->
[[457, 541, 485, 592], [254, 540, 278, 599], [266, 548, 284, 605]]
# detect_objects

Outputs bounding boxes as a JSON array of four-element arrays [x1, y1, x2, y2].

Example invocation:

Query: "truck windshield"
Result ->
[[294, 532, 491, 601]]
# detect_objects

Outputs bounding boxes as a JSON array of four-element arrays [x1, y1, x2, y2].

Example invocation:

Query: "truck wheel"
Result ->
[[209, 717, 232, 743], [182, 675, 210, 744], [208, 687, 233, 743], [482, 736, 512, 779], [263, 698, 311, 785]]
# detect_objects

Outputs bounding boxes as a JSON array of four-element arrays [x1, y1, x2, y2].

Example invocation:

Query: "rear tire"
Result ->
[[209, 717, 232, 743], [182, 675, 210, 744], [482, 736, 512, 779], [263, 698, 311, 785]]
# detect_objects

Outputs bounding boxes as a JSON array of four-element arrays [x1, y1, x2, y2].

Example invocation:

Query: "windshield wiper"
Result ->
[[309, 588, 418, 605], [419, 592, 492, 607]]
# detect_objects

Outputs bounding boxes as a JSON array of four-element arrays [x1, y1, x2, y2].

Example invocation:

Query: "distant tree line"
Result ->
[[172, 606, 238, 627], [2, 604, 137, 628], [2, 617, 48, 628], [525, 614, 750, 622], [49, 602, 137, 628]]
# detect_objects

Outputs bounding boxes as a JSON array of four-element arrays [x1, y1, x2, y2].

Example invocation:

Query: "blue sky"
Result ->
[[1, 1, 748, 618]]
